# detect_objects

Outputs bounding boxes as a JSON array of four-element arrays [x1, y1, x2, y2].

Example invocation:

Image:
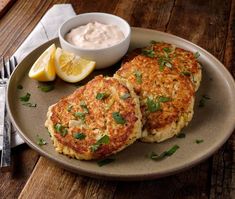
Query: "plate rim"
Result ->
[[6, 27, 235, 181]]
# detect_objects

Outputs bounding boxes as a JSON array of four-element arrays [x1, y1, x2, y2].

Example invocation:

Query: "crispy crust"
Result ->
[[141, 97, 194, 142], [45, 75, 142, 160]]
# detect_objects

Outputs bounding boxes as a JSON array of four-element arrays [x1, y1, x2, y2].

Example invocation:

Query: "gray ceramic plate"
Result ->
[[7, 28, 235, 180]]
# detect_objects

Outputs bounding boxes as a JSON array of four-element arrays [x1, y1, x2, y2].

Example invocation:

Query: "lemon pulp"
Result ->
[[55, 48, 95, 83]]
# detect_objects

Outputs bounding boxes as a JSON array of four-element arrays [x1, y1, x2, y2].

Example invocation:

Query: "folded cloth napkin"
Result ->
[[0, 4, 76, 150]]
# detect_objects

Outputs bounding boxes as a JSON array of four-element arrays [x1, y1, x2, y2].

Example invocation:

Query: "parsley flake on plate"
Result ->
[[36, 135, 47, 146], [97, 158, 115, 167], [194, 51, 200, 59], [38, 84, 54, 92], [17, 84, 23, 89], [199, 95, 210, 107], [195, 139, 204, 144], [150, 145, 180, 161], [176, 133, 186, 138], [20, 92, 31, 102]]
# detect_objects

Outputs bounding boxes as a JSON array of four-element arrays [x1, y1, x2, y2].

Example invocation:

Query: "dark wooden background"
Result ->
[[0, 0, 234, 198]]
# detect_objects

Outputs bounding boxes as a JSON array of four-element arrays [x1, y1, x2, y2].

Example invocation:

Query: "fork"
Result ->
[[0, 56, 17, 171]]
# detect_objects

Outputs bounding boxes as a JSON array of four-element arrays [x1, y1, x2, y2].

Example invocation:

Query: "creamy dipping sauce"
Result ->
[[65, 21, 125, 49]]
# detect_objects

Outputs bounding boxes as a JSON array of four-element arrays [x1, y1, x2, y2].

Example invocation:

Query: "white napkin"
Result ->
[[0, 4, 76, 150]]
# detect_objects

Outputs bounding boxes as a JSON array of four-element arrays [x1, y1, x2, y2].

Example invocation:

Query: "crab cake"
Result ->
[[45, 75, 142, 160], [115, 52, 195, 143]]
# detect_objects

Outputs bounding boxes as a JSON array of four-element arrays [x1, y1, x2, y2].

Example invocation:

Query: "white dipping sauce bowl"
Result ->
[[59, 13, 131, 69]]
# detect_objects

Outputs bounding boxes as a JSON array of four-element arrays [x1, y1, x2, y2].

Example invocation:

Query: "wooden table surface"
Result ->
[[0, 0, 234, 198]]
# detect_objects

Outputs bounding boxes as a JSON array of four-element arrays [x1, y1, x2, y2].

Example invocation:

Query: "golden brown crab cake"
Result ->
[[146, 42, 202, 91], [115, 54, 195, 142], [45, 75, 142, 160], [123, 42, 201, 91]]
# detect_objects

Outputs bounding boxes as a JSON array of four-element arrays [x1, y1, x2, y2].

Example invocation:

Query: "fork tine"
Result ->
[[1, 57, 5, 79], [13, 56, 17, 66], [6, 57, 11, 77]]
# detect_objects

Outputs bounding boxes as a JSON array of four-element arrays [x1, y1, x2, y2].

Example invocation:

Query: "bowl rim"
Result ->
[[58, 12, 131, 51]]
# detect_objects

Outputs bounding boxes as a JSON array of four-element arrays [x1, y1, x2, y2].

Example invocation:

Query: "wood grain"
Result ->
[[19, 157, 117, 199], [0, 0, 15, 18], [210, 0, 235, 198], [0, 145, 40, 198], [0, 0, 234, 198]]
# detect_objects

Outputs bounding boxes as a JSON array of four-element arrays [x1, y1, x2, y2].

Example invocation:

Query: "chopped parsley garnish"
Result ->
[[54, 123, 62, 132], [91, 135, 110, 152], [20, 93, 31, 102], [176, 133, 186, 138], [147, 97, 161, 112], [150, 145, 179, 161], [150, 40, 158, 44], [17, 84, 23, 89], [120, 93, 130, 100], [61, 128, 68, 136], [80, 101, 89, 113], [22, 102, 37, 107], [202, 95, 210, 100], [195, 139, 204, 144], [74, 112, 86, 122], [158, 96, 172, 103], [199, 95, 210, 107], [194, 51, 200, 59], [158, 56, 172, 71], [38, 84, 54, 92], [54, 124, 68, 137], [97, 158, 115, 167], [134, 70, 142, 84], [181, 71, 191, 76], [142, 49, 155, 58], [96, 93, 109, 100], [112, 112, 126, 124], [163, 47, 171, 53], [146, 96, 171, 112], [73, 133, 86, 140], [67, 104, 73, 112], [47, 129, 51, 137], [36, 135, 47, 146]]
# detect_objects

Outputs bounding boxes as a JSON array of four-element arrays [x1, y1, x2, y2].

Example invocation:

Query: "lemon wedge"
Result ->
[[54, 48, 95, 83], [28, 44, 56, 81]]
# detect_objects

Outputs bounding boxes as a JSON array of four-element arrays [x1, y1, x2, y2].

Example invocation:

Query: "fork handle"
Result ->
[[1, 114, 11, 171], [0, 86, 11, 171]]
